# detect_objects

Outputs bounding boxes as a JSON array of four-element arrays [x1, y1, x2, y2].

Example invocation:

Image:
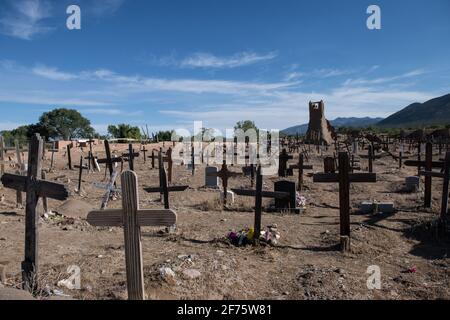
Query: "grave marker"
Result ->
[[0, 134, 69, 291], [313, 152, 377, 251], [87, 171, 177, 300]]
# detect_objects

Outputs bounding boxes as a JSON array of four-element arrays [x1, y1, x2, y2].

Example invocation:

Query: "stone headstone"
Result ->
[[360, 201, 395, 214], [220, 190, 235, 204], [405, 176, 420, 192], [205, 166, 219, 188], [274, 180, 297, 210]]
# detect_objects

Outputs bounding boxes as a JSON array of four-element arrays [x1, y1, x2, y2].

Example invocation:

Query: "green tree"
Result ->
[[38, 108, 94, 140], [107, 124, 141, 139], [234, 120, 258, 132]]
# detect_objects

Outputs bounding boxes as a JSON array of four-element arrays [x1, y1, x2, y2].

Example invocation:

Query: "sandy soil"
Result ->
[[0, 142, 449, 300]]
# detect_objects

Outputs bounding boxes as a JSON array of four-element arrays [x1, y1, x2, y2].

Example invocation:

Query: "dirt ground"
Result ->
[[0, 142, 449, 300]]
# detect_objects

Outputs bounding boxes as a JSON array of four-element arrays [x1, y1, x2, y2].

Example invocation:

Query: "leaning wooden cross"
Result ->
[[419, 151, 450, 225], [87, 171, 177, 300], [0, 134, 69, 292], [232, 166, 289, 243], [313, 152, 377, 252]]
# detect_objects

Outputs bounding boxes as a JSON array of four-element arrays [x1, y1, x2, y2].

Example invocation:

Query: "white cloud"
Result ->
[[89, 0, 126, 16], [178, 52, 277, 69], [0, 0, 53, 40], [32, 65, 76, 80], [343, 69, 427, 86]]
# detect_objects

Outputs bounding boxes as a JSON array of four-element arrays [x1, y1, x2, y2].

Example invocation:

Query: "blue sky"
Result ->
[[0, 0, 449, 134]]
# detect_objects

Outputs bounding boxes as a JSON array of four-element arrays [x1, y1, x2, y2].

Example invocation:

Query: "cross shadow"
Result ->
[[0, 211, 19, 216]]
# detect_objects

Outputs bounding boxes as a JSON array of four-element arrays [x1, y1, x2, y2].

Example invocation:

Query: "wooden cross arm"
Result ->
[[97, 158, 123, 164], [404, 160, 444, 168], [123, 152, 140, 158], [231, 188, 290, 199], [289, 164, 313, 170], [74, 165, 89, 169], [313, 173, 377, 183], [87, 209, 177, 227], [143, 185, 189, 193], [419, 171, 448, 179], [1, 173, 69, 200]]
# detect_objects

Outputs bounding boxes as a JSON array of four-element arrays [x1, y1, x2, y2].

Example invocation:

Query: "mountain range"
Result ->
[[282, 93, 450, 134]]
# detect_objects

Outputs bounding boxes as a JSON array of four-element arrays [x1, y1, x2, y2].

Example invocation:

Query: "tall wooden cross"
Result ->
[[87, 171, 177, 300], [207, 161, 243, 207], [313, 152, 377, 251], [141, 145, 148, 163], [0, 135, 6, 176], [405, 142, 444, 208], [0, 134, 69, 292], [232, 166, 289, 243], [419, 151, 450, 222], [144, 152, 188, 209], [278, 148, 293, 177], [289, 153, 313, 191]]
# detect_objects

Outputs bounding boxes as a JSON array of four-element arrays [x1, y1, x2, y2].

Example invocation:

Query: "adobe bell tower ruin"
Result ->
[[305, 100, 335, 145]]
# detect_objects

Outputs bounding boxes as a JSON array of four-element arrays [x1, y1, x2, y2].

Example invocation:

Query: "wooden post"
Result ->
[[0, 135, 5, 176], [440, 152, 450, 222], [424, 142, 433, 208], [368, 145, 373, 173], [67, 144, 73, 170], [41, 171, 48, 214], [254, 167, 263, 243]]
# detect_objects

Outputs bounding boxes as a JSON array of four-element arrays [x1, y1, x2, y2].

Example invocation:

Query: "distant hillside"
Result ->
[[377, 93, 450, 128], [281, 117, 383, 136]]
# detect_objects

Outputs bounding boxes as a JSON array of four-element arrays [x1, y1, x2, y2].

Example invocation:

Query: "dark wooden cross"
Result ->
[[148, 149, 159, 169], [141, 145, 148, 163], [232, 166, 289, 243], [313, 152, 377, 252], [405, 142, 444, 208], [144, 152, 188, 209], [97, 140, 123, 178], [87, 171, 177, 300], [419, 151, 450, 223], [289, 153, 313, 191], [278, 148, 293, 177], [122, 144, 140, 171], [0, 134, 69, 292], [207, 161, 243, 207], [74, 155, 88, 193]]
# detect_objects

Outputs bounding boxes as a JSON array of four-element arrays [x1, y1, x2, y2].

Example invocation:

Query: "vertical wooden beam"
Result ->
[[298, 154, 304, 191], [440, 152, 450, 222], [121, 171, 145, 300], [22, 134, 43, 292], [104, 140, 113, 177], [77, 156, 83, 192], [41, 171, 48, 214], [254, 166, 262, 245], [0, 135, 5, 176], [368, 145, 373, 173], [338, 152, 351, 250], [67, 144, 73, 170], [424, 142, 433, 208]]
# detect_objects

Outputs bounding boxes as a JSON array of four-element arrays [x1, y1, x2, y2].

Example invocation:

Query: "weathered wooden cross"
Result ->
[[278, 148, 293, 177], [87, 171, 177, 300], [97, 140, 123, 178], [143, 152, 188, 209], [405, 142, 444, 208], [313, 152, 377, 252], [232, 166, 289, 243], [289, 153, 313, 191], [93, 170, 121, 210], [122, 144, 140, 171], [0, 134, 69, 292], [74, 155, 88, 193], [418, 151, 450, 222], [207, 161, 243, 207]]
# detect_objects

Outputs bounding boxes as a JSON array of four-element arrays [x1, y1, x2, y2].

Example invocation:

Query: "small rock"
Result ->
[[0, 237, 6, 241], [97, 255, 104, 259], [182, 269, 201, 280], [159, 267, 176, 284]]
